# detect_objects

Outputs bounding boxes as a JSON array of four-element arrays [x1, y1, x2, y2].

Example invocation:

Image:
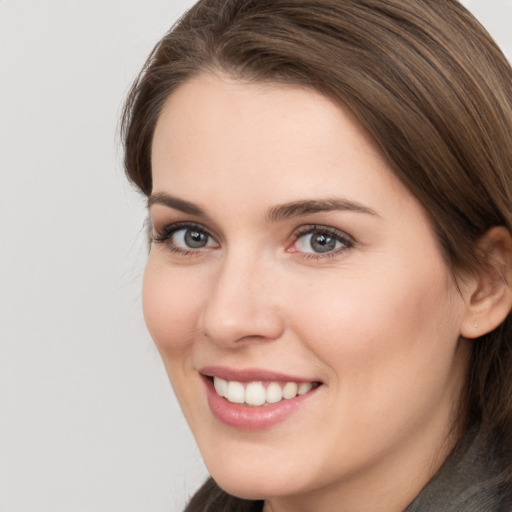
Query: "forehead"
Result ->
[[151, 73, 409, 216]]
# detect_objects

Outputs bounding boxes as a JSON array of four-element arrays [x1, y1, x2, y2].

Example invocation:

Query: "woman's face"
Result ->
[[146, 74, 471, 509]]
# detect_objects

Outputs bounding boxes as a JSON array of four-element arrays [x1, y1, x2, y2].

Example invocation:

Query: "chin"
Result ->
[[211, 470, 294, 501], [200, 441, 324, 502]]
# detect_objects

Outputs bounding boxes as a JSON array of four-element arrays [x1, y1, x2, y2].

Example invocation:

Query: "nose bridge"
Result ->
[[199, 248, 284, 346]]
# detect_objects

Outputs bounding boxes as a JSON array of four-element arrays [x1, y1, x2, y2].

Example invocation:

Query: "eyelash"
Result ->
[[152, 222, 354, 260], [152, 222, 214, 257]]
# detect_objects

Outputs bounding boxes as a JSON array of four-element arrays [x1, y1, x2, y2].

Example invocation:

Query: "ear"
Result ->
[[460, 226, 512, 339]]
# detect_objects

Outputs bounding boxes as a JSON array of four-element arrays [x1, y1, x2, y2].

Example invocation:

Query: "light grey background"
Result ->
[[0, 1, 511, 511]]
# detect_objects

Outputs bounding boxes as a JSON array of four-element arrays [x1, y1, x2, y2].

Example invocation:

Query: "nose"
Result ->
[[198, 253, 285, 347]]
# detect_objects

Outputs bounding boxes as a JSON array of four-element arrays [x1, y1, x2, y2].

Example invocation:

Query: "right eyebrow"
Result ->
[[147, 192, 207, 217]]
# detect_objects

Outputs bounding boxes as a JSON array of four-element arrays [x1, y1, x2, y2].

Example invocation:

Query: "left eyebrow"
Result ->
[[266, 198, 379, 223]]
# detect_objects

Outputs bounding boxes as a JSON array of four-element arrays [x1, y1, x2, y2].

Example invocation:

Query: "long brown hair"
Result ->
[[121, 1, 512, 510]]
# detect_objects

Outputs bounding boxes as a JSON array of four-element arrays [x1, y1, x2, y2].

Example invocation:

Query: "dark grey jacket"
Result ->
[[404, 429, 511, 512]]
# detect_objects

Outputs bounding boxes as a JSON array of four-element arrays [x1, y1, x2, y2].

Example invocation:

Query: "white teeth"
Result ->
[[266, 382, 283, 404], [226, 381, 245, 404], [213, 377, 228, 397], [245, 382, 266, 406], [282, 382, 298, 399], [213, 377, 315, 405], [298, 382, 313, 395]]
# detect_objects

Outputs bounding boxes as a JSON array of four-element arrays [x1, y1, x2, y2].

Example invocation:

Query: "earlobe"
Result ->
[[460, 226, 512, 339]]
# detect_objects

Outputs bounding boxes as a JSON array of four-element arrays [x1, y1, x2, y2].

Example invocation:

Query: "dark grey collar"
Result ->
[[404, 429, 510, 512]]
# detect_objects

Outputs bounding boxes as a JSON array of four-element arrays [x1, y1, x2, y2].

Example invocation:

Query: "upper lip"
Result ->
[[200, 366, 320, 383]]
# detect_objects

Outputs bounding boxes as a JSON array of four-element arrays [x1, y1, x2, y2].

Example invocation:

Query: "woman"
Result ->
[[121, 0, 512, 510]]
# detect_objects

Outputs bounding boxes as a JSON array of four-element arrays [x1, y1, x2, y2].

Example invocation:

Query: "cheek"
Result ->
[[287, 260, 463, 385], [282, 261, 467, 461], [142, 256, 203, 358]]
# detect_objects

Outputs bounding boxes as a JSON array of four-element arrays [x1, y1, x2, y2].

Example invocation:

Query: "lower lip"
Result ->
[[203, 377, 319, 431]]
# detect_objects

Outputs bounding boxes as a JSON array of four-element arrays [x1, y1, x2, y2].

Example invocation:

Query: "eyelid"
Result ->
[[152, 221, 212, 239]]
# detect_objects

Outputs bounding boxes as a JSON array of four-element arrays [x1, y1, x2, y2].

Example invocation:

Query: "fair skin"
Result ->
[[145, 74, 477, 512]]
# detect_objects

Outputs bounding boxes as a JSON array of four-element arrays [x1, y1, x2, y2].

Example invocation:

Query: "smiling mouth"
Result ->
[[210, 376, 322, 406], [201, 369, 323, 429]]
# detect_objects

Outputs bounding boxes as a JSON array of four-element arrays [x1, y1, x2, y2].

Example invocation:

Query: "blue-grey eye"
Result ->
[[295, 229, 345, 254], [173, 227, 214, 249]]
